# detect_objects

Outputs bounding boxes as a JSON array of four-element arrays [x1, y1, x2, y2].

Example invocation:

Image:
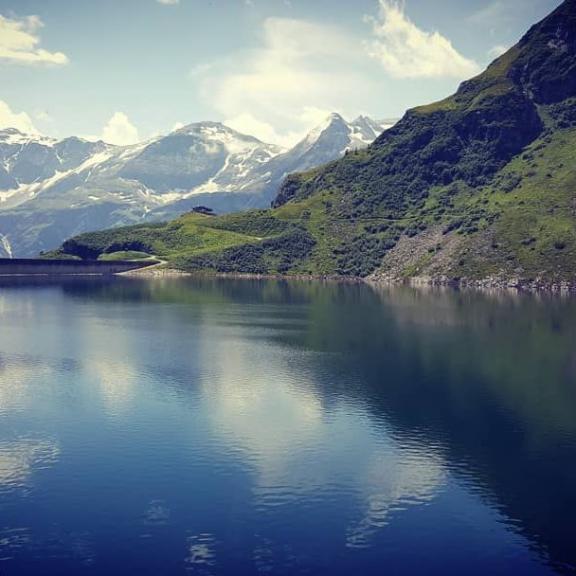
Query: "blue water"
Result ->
[[0, 278, 575, 575]]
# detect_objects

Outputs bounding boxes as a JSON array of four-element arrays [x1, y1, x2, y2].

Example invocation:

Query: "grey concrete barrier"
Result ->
[[0, 259, 153, 276]]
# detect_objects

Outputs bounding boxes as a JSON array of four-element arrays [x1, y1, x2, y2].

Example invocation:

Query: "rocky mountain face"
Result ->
[[0, 115, 390, 257], [54, 0, 576, 288]]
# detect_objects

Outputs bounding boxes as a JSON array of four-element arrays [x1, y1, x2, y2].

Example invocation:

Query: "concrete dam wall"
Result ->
[[0, 259, 152, 276]]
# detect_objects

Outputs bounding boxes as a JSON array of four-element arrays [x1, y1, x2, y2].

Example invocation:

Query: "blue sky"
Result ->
[[0, 0, 564, 146]]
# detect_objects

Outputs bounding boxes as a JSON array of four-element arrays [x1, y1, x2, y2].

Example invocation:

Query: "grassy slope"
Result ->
[[51, 214, 263, 261], [460, 125, 576, 280], [373, 124, 576, 283], [98, 250, 156, 261]]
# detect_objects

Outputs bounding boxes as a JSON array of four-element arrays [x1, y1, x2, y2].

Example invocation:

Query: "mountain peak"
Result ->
[[307, 113, 347, 136], [326, 112, 345, 123], [174, 121, 233, 136], [352, 114, 374, 126], [522, 0, 576, 46], [0, 128, 56, 147], [505, 0, 576, 104], [288, 112, 392, 156], [171, 120, 281, 152]]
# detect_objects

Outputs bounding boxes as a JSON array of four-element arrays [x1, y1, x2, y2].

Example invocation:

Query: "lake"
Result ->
[[0, 277, 575, 575]]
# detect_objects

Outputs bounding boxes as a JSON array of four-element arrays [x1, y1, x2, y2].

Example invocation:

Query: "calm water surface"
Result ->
[[0, 278, 575, 575]]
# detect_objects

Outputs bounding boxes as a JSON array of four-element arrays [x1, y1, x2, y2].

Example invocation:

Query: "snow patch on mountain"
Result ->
[[0, 128, 57, 147], [0, 233, 12, 258]]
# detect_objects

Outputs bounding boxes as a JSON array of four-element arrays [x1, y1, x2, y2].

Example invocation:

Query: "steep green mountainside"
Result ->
[[53, 0, 576, 285]]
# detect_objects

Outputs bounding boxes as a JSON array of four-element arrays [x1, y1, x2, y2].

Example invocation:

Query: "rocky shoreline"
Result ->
[[123, 267, 363, 284], [369, 273, 576, 294], [121, 265, 576, 293], [121, 267, 191, 277]]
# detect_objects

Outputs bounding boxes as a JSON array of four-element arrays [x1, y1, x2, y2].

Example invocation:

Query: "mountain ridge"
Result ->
[[0, 114, 391, 257]]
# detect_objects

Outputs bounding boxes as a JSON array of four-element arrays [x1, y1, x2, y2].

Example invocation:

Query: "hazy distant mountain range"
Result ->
[[0, 114, 394, 257]]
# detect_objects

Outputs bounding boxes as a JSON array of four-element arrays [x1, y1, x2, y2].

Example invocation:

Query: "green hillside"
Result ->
[[52, 0, 576, 286]]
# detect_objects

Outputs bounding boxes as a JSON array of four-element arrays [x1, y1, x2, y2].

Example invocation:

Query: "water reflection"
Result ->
[[201, 333, 448, 547], [0, 438, 60, 494], [185, 533, 218, 573], [0, 277, 574, 574], [345, 448, 446, 549], [0, 356, 53, 414]]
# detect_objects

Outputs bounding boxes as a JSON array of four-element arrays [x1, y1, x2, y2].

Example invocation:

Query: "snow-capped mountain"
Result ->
[[264, 114, 393, 181], [0, 129, 116, 210], [0, 114, 394, 257]]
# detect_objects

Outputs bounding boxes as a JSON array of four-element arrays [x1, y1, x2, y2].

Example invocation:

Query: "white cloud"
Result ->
[[0, 100, 39, 134], [297, 105, 335, 127], [157, 0, 179, 4], [0, 14, 69, 66], [193, 4, 481, 146], [225, 113, 280, 143], [101, 112, 140, 146], [34, 110, 54, 123], [365, 0, 480, 79], [225, 113, 302, 147], [487, 44, 509, 59], [196, 17, 376, 146]]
